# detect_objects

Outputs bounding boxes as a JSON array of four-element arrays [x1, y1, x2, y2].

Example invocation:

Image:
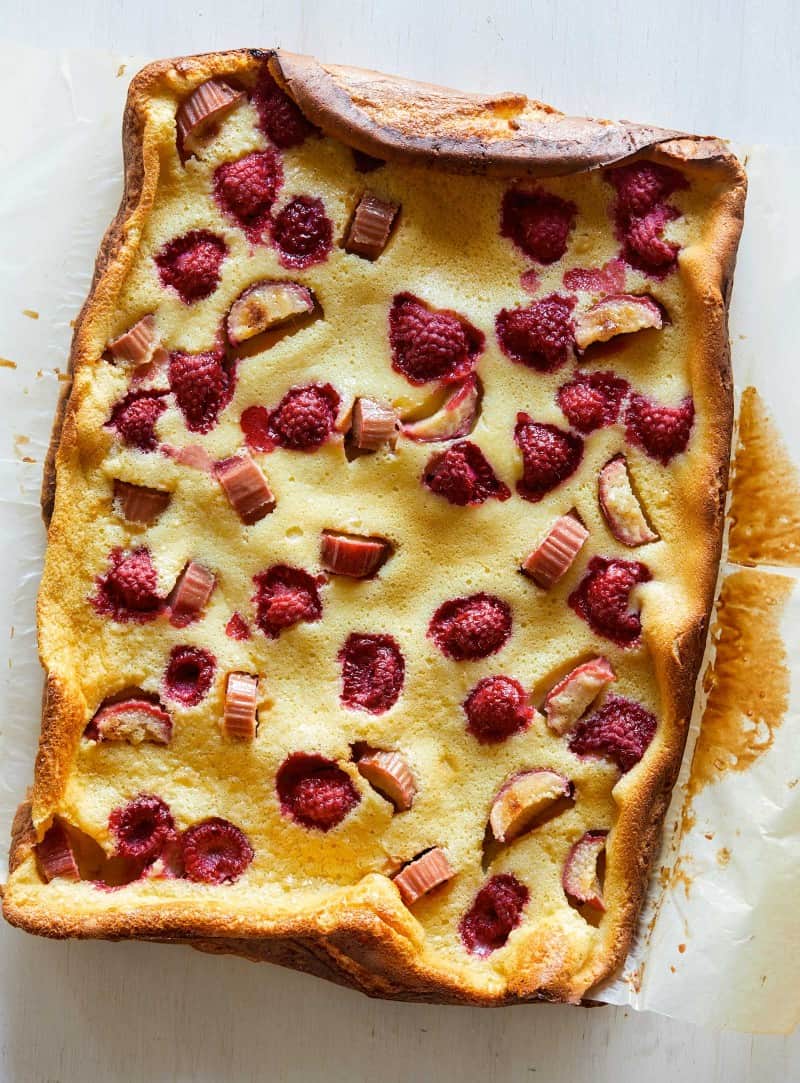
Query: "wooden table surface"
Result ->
[[2, 1, 798, 1078]]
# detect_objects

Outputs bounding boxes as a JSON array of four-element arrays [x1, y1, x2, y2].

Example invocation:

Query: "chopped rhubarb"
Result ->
[[215, 453, 276, 524], [129, 346, 171, 393], [401, 377, 481, 443], [35, 819, 80, 883], [543, 657, 616, 736], [226, 281, 315, 345], [521, 514, 589, 588], [176, 78, 245, 154], [598, 455, 659, 547], [320, 531, 391, 578], [87, 698, 173, 745], [574, 293, 662, 350], [563, 830, 608, 910], [393, 848, 454, 905], [169, 561, 216, 626], [108, 314, 158, 367], [356, 749, 416, 811], [113, 480, 171, 525], [489, 769, 574, 843], [344, 192, 399, 260], [166, 443, 214, 472], [223, 672, 259, 740], [350, 398, 398, 451]]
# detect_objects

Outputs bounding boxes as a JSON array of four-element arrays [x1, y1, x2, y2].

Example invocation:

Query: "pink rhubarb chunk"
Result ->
[[350, 398, 398, 451], [574, 293, 662, 350], [114, 480, 171, 525], [393, 848, 454, 905], [563, 830, 608, 910], [522, 514, 589, 588], [35, 819, 80, 883], [489, 769, 574, 843], [543, 657, 616, 735], [401, 377, 481, 443], [108, 314, 159, 367], [177, 78, 245, 153], [169, 561, 216, 624], [344, 192, 399, 260], [88, 698, 173, 745], [215, 453, 276, 523], [226, 280, 315, 345], [598, 455, 659, 547], [357, 750, 417, 811], [320, 531, 391, 578], [223, 672, 259, 739]]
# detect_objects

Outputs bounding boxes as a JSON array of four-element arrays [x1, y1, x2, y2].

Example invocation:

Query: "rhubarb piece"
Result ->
[[350, 398, 398, 451], [569, 556, 651, 647], [356, 750, 416, 811], [163, 645, 216, 707], [155, 230, 227, 304], [272, 195, 333, 269], [598, 456, 659, 547], [423, 441, 510, 507], [214, 150, 283, 239], [344, 192, 399, 259], [181, 817, 254, 884], [223, 672, 259, 740], [113, 480, 171, 525], [429, 594, 512, 661], [91, 547, 163, 622], [109, 794, 175, 862], [393, 848, 454, 904], [460, 874, 529, 956], [401, 377, 481, 442], [556, 370, 630, 434], [464, 675, 533, 744], [276, 752, 361, 831], [177, 78, 244, 153], [521, 514, 589, 588], [339, 633, 405, 714], [496, 295, 576, 372], [167, 443, 213, 472], [169, 561, 215, 626], [500, 187, 577, 264], [253, 564, 324, 638], [169, 349, 233, 434], [514, 415, 583, 503], [253, 65, 313, 148], [389, 293, 485, 386], [107, 392, 167, 451], [625, 392, 695, 464], [543, 657, 616, 736], [574, 293, 662, 350], [321, 531, 391, 578], [569, 695, 657, 772], [489, 769, 574, 842], [242, 383, 340, 453], [226, 280, 314, 345], [108, 314, 158, 367], [563, 830, 608, 910], [35, 820, 80, 883], [129, 346, 171, 393], [215, 453, 276, 524], [87, 699, 173, 745]]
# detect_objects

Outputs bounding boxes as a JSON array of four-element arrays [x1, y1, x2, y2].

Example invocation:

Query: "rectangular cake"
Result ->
[[2, 49, 746, 1004]]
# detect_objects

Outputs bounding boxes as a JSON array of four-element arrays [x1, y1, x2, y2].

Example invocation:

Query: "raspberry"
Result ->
[[272, 196, 333, 269], [500, 188, 577, 264], [276, 752, 361, 831], [92, 547, 163, 622], [252, 66, 313, 148], [338, 633, 405, 714], [107, 393, 167, 451], [423, 441, 510, 507], [181, 817, 254, 884], [243, 384, 340, 452], [625, 392, 694, 463], [623, 205, 681, 275], [252, 564, 324, 639], [168, 350, 233, 434], [514, 415, 583, 503], [556, 371, 630, 433], [563, 258, 626, 295], [163, 645, 216, 706], [155, 230, 227, 303], [214, 150, 282, 239], [607, 161, 687, 219], [495, 295, 576, 372], [109, 794, 175, 862], [459, 874, 529, 956], [569, 694, 657, 772], [569, 556, 651, 646], [429, 593, 512, 661], [463, 676, 532, 744], [225, 612, 251, 640], [389, 293, 484, 386]]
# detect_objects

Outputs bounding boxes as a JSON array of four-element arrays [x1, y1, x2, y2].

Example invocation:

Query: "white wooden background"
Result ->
[[2, 1, 799, 1079]]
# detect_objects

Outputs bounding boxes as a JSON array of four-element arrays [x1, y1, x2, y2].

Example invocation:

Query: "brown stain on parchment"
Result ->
[[728, 387, 800, 567]]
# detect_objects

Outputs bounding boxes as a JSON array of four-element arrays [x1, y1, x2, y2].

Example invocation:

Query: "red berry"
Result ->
[[389, 293, 484, 386], [252, 564, 324, 639], [243, 383, 340, 452], [155, 230, 227, 303], [276, 752, 361, 831], [459, 874, 529, 956], [429, 593, 512, 661], [338, 633, 405, 714], [625, 392, 694, 464], [252, 66, 313, 149], [495, 295, 576, 372], [109, 794, 175, 862], [225, 612, 251, 640], [569, 694, 657, 772], [169, 349, 233, 433], [514, 415, 583, 502], [423, 441, 510, 507], [92, 547, 163, 622], [272, 196, 333, 268], [463, 676, 532, 744], [108, 393, 167, 450], [181, 817, 254, 884], [556, 371, 630, 433], [214, 150, 282, 239], [623, 205, 681, 275], [500, 188, 577, 264], [563, 258, 626, 295], [163, 645, 216, 706], [607, 161, 687, 220], [569, 556, 651, 646]]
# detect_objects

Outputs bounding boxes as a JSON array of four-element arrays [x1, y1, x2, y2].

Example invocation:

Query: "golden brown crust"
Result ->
[[5, 48, 747, 1005]]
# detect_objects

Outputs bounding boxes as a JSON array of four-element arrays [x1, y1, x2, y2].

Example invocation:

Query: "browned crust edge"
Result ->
[[4, 48, 747, 1007]]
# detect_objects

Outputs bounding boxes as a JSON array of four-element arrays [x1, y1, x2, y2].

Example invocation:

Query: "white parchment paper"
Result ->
[[0, 43, 797, 1033]]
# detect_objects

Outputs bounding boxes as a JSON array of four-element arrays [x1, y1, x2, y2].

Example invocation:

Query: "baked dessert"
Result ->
[[2, 49, 746, 1005]]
